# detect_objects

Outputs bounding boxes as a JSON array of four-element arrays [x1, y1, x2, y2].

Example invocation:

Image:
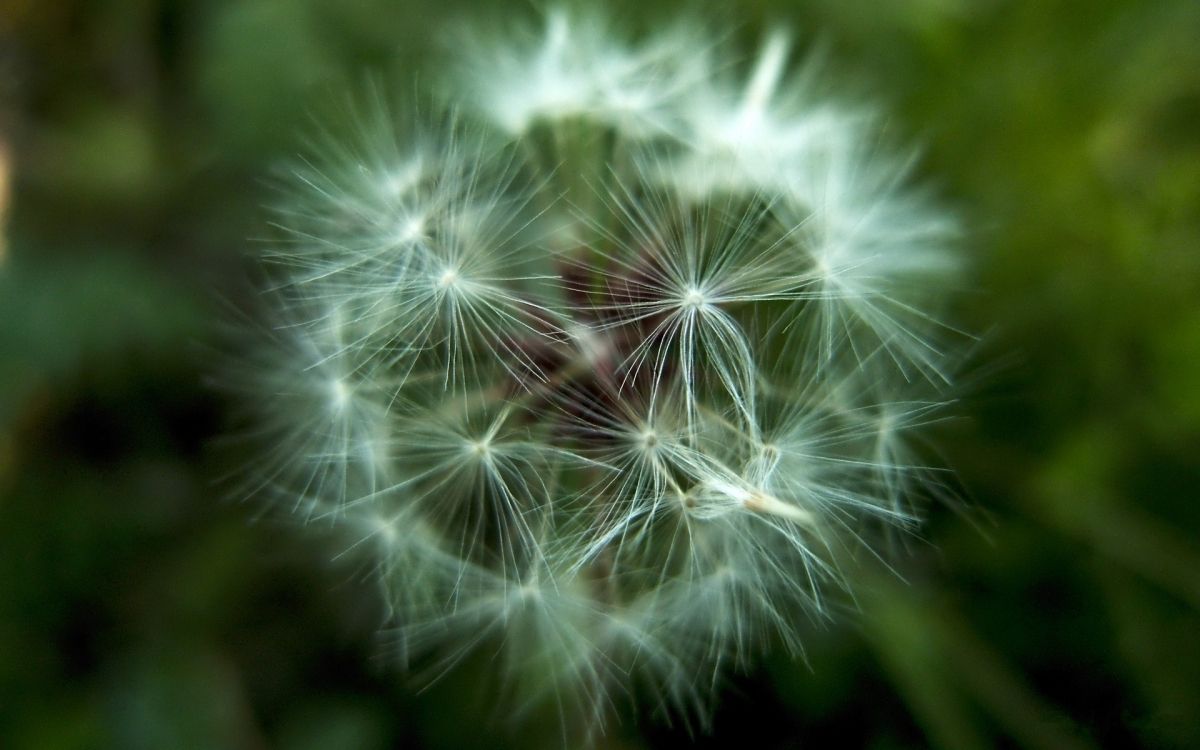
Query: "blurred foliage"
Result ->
[[1, 0, 1198, 747]]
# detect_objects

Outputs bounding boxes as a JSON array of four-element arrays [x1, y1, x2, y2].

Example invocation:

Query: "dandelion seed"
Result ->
[[652, 29, 861, 201], [456, 7, 706, 139]]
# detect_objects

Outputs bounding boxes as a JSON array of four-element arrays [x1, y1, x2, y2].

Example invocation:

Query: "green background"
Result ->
[[2, 0, 1198, 747]]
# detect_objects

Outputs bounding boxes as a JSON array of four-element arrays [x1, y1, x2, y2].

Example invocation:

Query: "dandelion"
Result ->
[[232, 6, 964, 743]]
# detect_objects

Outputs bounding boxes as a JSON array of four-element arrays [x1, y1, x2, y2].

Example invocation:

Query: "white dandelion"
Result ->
[[232, 5, 967, 744]]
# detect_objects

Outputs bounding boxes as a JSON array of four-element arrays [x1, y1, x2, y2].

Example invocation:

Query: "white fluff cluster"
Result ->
[[239, 6, 961, 741]]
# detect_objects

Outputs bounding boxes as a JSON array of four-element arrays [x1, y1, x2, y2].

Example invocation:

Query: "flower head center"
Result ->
[[682, 287, 707, 309], [329, 378, 350, 410]]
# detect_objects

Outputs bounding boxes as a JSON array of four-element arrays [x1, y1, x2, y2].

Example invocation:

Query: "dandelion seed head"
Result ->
[[232, 5, 968, 743]]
